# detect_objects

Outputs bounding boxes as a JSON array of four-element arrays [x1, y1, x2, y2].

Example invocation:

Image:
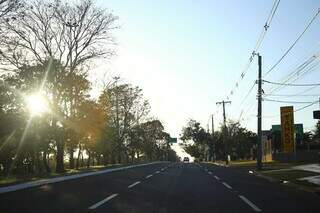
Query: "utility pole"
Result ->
[[113, 76, 121, 163], [211, 114, 215, 161], [257, 54, 263, 170], [216, 100, 231, 164], [211, 114, 214, 134]]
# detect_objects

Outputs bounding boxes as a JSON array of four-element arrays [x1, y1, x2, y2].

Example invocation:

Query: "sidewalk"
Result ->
[[293, 164, 320, 185]]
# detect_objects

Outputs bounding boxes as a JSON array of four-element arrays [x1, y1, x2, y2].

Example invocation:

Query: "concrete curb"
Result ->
[[0, 161, 165, 194]]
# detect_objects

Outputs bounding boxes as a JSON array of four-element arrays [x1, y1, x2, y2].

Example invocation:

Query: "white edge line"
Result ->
[[238, 195, 262, 212], [0, 162, 164, 194], [88, 193, 118, 210], [128, 181, 141, 189], [145, 174, 153, 179], [222, 182, 232, 189]]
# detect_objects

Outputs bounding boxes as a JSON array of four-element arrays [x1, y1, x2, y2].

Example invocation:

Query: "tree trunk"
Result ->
[[56, 139, 65, 173], [76, 145, 81, 169], [43, 151, 51, 173], [86, 151, 91, 168], [69, 149, 75, 169]]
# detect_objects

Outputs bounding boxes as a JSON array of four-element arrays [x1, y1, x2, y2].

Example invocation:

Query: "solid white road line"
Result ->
[[145, 174, 153, 179], [88, 193, 118, 210], [222, 182, 232, 189], [214, 175, 220, 180], [208, 171, 213, 175], [238, 195, 262, 212], [0, 162, 164, 194], [128, 181, 141, 189]]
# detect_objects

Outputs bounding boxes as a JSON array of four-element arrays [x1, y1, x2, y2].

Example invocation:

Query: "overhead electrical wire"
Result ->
[[263, 8, 320, 77], [239, 81, 256, 106], [263, 79, 320, 87], [264, 93, 320, 97], [224, 0, 281, 101], [257, 99, 320, 118], [263, 98, 315, 104], [265, 53, 320, 95]]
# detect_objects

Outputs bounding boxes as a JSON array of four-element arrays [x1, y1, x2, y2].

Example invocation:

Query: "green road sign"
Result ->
[[169, 138, 177, 143]]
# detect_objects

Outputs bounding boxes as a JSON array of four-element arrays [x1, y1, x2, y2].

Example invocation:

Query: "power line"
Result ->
[[265, 53, 320, 95], [264, 93, 320, 97], [264, 98, 315, 104], [263, 79, 320, 86], [239, 81, 256, 106], [264, 8, 320, 77], [225, 0, 281, 100], [260, 100, 319, 118]]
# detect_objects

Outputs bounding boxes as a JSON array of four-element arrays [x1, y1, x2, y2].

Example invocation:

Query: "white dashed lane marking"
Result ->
[[155, 171, 160, 174], [145, 174, 153, 179], [88, 193, 118, 210], [214, 175, 220, 180], [128, 181, 141, 189], [222, 182, 232, 189], [238, 195, 262, 212], [208, 171, 212, 175]]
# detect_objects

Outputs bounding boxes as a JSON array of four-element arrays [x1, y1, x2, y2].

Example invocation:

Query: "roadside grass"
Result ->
[[229, 160, 305, 171], [261, 169, 318, 180], [0, 163, 122, 187], [260, 169, 320, 190]]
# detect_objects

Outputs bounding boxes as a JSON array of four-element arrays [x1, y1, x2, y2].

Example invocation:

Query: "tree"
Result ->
[[0, 0, 118, 172], [180, 119, 211, 161], [98, 80, 150, 163]]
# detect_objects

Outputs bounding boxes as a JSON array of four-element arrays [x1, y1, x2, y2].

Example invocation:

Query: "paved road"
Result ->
[[1, 162, 320, 213]]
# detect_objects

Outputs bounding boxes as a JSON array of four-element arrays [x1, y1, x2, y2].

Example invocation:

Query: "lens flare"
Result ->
[[25, 93, 48, 115]]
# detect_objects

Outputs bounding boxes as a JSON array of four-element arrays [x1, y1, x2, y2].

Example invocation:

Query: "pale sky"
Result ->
[[90, 0, 320, 157]]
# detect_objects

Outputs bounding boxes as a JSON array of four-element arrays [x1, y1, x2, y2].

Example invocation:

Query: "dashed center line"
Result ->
[[238, 195, 262, 212], [145, 174, 153, 179], [222, 182, 232, 189], [88, 193, 118, 210], [214, 175, 220, 180], [128, 181, 141, 189]]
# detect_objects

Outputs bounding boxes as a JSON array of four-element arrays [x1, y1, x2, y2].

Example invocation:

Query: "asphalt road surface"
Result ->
[[1, 162, 320, 213]]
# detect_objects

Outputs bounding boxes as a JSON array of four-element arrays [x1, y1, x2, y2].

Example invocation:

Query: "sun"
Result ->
[[25, 93, 49, 116]]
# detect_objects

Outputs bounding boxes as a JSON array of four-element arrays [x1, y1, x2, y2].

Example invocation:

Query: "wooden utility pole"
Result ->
[[257, 54, 263, 170], [216, 100, 231, 164]]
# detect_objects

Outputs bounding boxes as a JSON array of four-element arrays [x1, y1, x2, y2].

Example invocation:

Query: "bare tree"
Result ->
[[0, 0, 118, 173], [0, 0, 118, 70], [0, 0, 21, 20]]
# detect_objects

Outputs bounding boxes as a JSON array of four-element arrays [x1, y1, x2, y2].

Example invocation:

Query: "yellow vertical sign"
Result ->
[[280, 106, 294, 153]]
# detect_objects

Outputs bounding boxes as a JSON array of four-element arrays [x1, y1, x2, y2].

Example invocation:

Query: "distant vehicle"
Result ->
[[183, 157, 189, 163]]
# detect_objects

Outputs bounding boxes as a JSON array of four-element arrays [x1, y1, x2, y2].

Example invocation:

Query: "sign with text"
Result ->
[[280, 106, 294, 153]]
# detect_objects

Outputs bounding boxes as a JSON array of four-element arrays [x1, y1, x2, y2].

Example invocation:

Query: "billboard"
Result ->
[[280, 106, 294, 153]]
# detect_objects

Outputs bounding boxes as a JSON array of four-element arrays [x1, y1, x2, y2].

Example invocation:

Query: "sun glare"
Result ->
[[25, 93, 48, 116]]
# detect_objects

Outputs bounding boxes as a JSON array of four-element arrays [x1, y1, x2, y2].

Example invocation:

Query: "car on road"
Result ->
[[183, 157, 189, 163]]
